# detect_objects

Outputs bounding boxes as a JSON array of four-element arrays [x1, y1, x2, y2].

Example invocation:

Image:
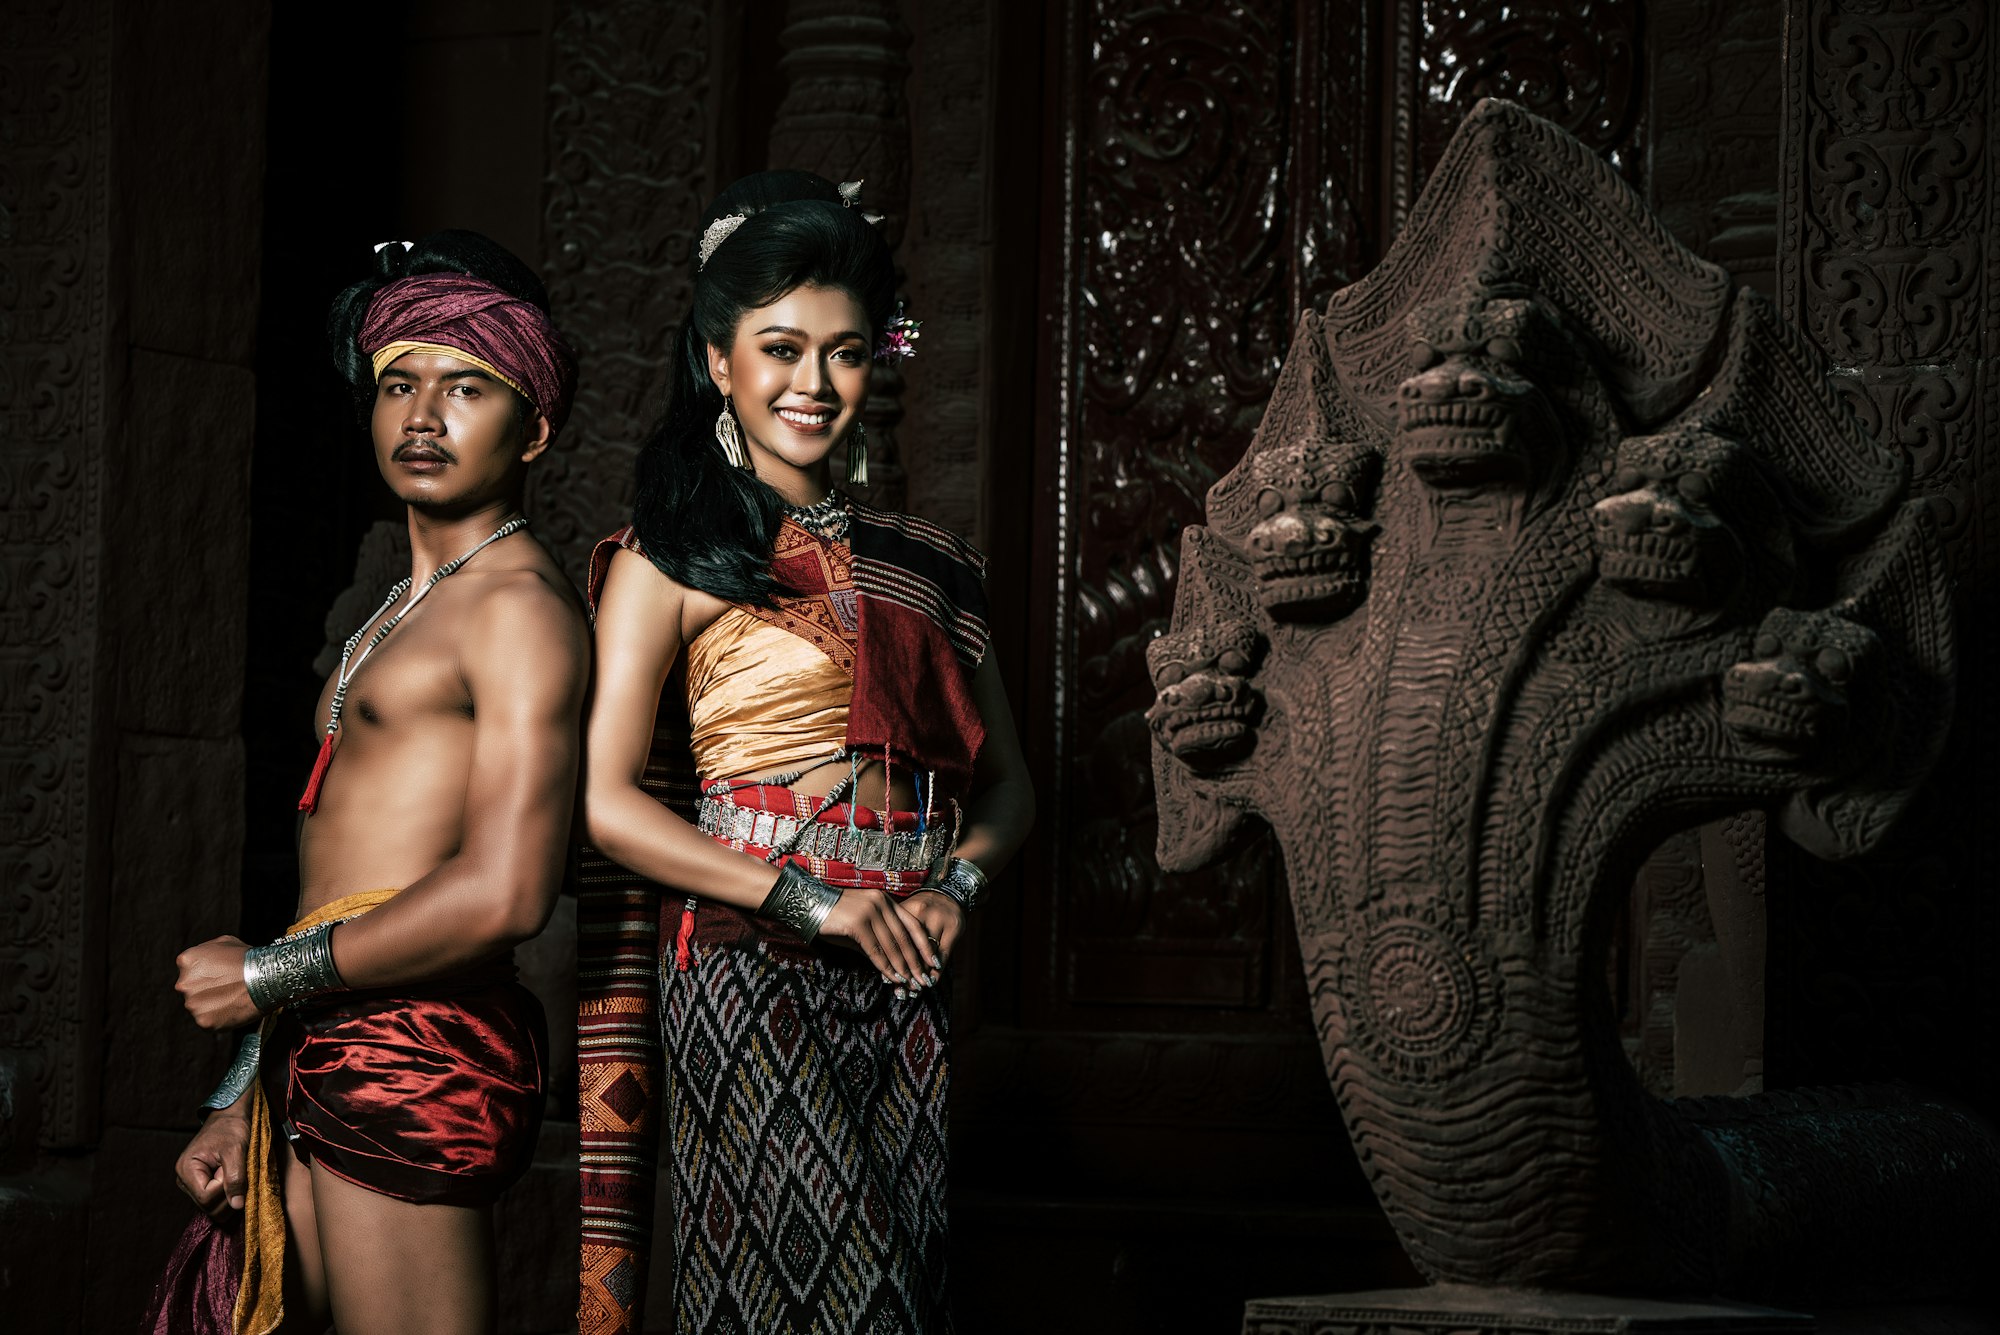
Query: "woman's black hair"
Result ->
[[631, 170, 897, 605], [324, 229, 550, 420]]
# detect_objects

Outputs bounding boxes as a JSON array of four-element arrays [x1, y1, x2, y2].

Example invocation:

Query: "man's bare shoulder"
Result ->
[[458, 564, 590, 681]]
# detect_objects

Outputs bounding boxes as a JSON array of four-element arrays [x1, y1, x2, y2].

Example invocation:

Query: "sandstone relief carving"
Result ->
[[1243, 441, 1381, 622], [1144, 618, 1267, 769], [1151, 99, 1992, 1306]]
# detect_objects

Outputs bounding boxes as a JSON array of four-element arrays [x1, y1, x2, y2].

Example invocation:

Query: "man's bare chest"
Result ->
[[314, 613, 475, 739]]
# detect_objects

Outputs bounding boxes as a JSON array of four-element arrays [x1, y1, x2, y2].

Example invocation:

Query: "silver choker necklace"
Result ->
[[785, 491, 849, 542]]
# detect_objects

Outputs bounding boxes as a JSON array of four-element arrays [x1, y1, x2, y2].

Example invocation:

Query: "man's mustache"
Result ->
[[393, 439, 455, 463]]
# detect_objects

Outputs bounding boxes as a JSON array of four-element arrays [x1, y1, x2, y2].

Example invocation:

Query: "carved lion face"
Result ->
[[1245, 442, 1381, 622], [1722, 608, 1878, 759], [1396, 288, 1563, 492], [1145, 619, 1267, 768], [1592, 432, 1743, 603]]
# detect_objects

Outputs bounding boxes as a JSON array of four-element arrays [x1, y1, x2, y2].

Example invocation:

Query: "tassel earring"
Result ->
[[845, 420, 869, 486], [715, 397, 751, 470]]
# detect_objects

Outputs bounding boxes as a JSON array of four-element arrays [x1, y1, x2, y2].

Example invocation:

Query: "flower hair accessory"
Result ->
[[876, 302, 921, 362]]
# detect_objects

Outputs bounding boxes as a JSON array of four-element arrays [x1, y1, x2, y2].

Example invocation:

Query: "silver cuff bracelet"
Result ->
[[199, 1032, 262, 1113], [242, 920, 347, 1013], [759, 863, 842, 942], [932, 857, 989, 912]]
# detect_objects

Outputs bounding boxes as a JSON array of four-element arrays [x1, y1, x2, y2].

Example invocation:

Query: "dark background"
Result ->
[[4, 1, 1995, 1331]]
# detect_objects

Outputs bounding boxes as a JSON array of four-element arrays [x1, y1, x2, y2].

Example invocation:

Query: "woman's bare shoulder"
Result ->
[[601, 545, 734, 644]]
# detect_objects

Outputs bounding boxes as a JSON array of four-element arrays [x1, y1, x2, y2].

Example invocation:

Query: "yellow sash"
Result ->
[[233, 889, 399, 1335]]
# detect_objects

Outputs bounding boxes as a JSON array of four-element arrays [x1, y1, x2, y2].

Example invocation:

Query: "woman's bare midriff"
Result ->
[[735, 757, 918, 812]]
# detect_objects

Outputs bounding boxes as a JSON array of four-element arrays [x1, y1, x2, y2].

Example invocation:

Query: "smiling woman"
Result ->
[[575, 171, 1034, 1335]]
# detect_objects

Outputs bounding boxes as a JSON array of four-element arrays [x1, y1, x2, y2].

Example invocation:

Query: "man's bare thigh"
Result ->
[[279, 1140, 330, 1335], [305, 1162, 496, 1335]]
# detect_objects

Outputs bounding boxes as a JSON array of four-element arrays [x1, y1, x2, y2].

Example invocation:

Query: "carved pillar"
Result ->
[[0, 0, 111, 1159], [766, 0, 913, 511], [535, 0, 722, 583], [1774, 0, 1997, 1107], [897, 3, 992, 535], [1617, 0, 1790, 1104], [1648, 0, 1785, 297], [3, 0, 263, 1326]]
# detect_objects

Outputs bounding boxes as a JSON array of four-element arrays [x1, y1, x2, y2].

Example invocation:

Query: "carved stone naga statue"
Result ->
[[1149, 100, 1998, 1308]]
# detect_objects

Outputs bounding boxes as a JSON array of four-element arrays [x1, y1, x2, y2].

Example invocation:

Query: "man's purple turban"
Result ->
[[359, 274, 577, 438]]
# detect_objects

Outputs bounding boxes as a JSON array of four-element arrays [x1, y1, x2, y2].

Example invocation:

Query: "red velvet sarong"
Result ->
[[261, 980, 547, 1206]]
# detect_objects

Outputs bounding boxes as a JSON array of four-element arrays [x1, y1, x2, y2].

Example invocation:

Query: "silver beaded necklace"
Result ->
[[785, 490, 849, 542], [299, 514, 527, 813]]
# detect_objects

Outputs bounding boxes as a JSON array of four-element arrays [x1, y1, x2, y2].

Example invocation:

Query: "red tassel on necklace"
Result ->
[[297, 731, 336, 814]]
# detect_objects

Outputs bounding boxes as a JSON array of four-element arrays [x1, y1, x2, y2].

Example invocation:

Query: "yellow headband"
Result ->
[[369, 340, 531, 402]]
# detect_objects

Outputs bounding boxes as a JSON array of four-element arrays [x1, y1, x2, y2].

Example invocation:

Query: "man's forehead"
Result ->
[[379, 349, 498, 381]]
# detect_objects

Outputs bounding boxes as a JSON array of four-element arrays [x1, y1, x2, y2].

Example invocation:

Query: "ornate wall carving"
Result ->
[[0, 0, 108, 1150], [1386, 0, 1645, 231], [1036, 0, 1377, 1036], [534, 0, 719, 585], [1780, 1, 1985, 531], [1152, 99, 1995, 1303], [1774, 0, 1996, 1107]]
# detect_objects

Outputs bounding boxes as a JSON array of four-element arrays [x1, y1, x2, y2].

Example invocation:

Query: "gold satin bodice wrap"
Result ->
[[685, 607, 852, 781]]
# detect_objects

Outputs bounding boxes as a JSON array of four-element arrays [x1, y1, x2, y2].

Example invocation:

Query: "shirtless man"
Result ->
[[167, 237, 585, 1335]]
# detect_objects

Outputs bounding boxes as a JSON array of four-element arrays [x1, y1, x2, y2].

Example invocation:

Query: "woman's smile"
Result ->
[[775, 404, 837, 434]]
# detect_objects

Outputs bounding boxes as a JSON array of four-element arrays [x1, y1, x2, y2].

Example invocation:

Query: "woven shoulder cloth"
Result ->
[[847, 498, 990, 791], [577, 527, 691, 1335]]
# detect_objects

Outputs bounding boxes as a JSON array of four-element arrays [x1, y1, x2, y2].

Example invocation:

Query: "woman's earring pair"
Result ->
[[714, 397, 869, 484]]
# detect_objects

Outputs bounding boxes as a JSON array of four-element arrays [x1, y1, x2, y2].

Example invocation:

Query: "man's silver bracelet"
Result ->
[[759, 862, 842, 942], [199, 1032, 261, 1114], [931, 857, 989, 912], [242, 920, 347, 1013]]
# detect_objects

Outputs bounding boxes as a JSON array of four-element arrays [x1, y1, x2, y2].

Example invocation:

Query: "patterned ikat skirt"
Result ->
[[661, 784, 953, 1334]]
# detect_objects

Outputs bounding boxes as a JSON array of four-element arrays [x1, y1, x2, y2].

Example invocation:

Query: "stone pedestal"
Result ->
[[1244, 1285, 1812, 1335]]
